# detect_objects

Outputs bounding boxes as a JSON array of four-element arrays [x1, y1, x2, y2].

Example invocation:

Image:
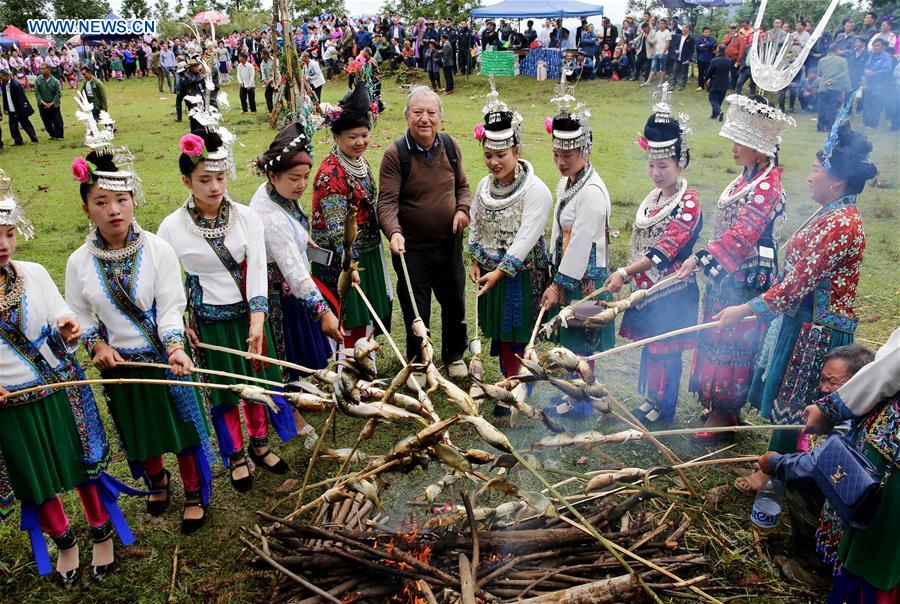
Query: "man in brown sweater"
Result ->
[[378, 86, 472, 379]]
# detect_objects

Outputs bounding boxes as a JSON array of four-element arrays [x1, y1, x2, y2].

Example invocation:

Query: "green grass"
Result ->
[[0, 71, 897, 603]]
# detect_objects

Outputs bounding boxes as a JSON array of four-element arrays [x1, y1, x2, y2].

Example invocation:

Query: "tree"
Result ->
[[52, 0, 109, 20], [0, 0, 47, 29], [293, 0, 347, 19], [379, 0, 478, 22], [152, 0, 173, 21], [121, 0, 150, 17]]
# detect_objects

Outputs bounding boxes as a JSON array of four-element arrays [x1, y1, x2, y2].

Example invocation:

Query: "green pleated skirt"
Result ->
[[313, 246, 393, 330], [838, 443, 900, 590], [195, 315, 283, 407], [100, 366, 204, 461], [478, 270, 536, 343], [0, 390, 98, 505]]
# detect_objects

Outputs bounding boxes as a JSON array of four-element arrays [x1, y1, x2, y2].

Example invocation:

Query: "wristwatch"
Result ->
[[616, 267, 629, 281]]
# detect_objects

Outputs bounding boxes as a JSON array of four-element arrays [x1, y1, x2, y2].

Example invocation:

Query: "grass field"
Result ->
[[0, 69, 897, 603]]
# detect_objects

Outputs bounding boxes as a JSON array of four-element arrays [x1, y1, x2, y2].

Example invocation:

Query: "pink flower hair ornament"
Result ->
[[71, 156, 97, 184], [544, 117, 553, 134], [179, 133, 207, 164], [473, 123, 485, 141], [636, 134, 649, 151]]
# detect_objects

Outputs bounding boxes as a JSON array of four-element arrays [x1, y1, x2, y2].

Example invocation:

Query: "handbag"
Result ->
[[812, 428, 898, 529]]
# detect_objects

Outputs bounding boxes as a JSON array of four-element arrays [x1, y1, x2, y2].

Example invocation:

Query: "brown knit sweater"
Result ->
[[377, 131, 471, 251]]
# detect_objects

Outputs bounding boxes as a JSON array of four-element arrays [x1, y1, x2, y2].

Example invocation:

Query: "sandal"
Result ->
[[693, 413, 738, 443], [249, 437, 289, 475], [89, 521, 115, 581], [632, 401, 663, 427], [52, 527, 80, 587], [228, 451, 253, 493], [146, 469, 171, 517], [181, 490, 208, 535]]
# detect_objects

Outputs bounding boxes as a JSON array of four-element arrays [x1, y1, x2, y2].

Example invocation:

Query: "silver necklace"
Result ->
[[87, 225, 145, 261], [489, 163, 525, 198], [0, 264, 25, 312], [718, 164, 774, 208], [334, 146, 370, 180], [180, 196, 235, 239], [556, 164, 594, 206], [634, 178, 687, 230]]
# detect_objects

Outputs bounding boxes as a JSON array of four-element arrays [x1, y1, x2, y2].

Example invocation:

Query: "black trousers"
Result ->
[[240, 86, 256, 112], [265, 83, 275, 112], [7, 112, 39, 143], [671, 61, 689, 88], [457, 51, 471, 75], [817, 90, 842, 131], [443, 66, 454, 91], [392, 237, 468, 364], [696, 60, 710, 88], [313, 85, 323, 103], [708, 89, 725, 118], [38, 105, 63, 138]]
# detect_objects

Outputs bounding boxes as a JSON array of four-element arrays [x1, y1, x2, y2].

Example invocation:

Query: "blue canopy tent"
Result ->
[[0, 34, 19, 48], [472, 0, 603, 19]]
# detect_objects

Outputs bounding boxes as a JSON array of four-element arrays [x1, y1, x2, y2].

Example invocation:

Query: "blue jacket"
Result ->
[[355, 30, 372, 50], [578, 31, 599, 57], [696, 35, 716, 62]]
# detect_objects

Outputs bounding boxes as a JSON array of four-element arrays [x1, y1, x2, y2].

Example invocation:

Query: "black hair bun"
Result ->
[[86, 150, 118, 173], [643, 115, 681, 144], [826, 122, 878, 194], [193, 129, 223, 154]]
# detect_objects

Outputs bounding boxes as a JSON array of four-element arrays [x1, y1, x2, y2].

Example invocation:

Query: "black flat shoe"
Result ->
[[89, 522, 115, 581], [52, 528, 80, 587], [249, 447, 289, 475], [228, 455, 253, 492], [146, 469, 171, 516], [181, 490, 208, 535]]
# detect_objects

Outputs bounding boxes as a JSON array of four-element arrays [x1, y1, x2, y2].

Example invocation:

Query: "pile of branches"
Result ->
[[242, 485, 713, 604]]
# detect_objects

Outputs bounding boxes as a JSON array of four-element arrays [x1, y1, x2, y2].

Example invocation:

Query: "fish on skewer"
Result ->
[[285, 379, 328, 397], [473, 378, 517, 406], [320, 447, 373, 463], [346, 478, 383, 510], [583, 468, 646, 492], [337, 205, 360, 324], [336, 399, 428, 423], [428, 365, 478, 416], [282, 391, 329, 411], [543, 347, 581, 372], [228, 384, 279, 413], [380, 363, 414, 405], [389, 416, 460, 457], [423, 473, 459, 503], [534, 428, 644, 448], [410, 318, 434, 366], [459, 415, 513, 453], [463, 449, 496, 465], [517, 355, 548, 380]]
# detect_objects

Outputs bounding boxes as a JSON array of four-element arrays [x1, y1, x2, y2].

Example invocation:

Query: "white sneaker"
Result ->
[[447, 360, 468, 380]]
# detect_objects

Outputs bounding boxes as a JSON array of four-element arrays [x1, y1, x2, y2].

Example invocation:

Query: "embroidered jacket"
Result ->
[[157, 199, 269, 322], [1, 261, 80, 390], [311, 151, 380, 257], [65, 230, 188, 358], [748, 196, 865, 332], [549, 167, 612, 291], [249, 183, 330, 319], [630, 187, 703, 291], [468, 160, 552, 276], [697, 166, 785, 286]]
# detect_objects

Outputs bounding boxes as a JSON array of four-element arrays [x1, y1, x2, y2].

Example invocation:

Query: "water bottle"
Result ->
[[750, 477, 784, 531]]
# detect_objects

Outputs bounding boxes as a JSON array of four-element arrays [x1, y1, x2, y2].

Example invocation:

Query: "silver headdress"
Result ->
[[748, 0, 841, 92], [187, 101, 237, 177], [548, 71, 591, 153], [74, 91, 144, 204], [478, 75, 523, 151], [0, 171, 35, 240], [719, 94, 795, 158]]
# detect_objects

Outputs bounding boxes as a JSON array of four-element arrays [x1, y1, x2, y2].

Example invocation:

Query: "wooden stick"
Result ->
[[586, 317, 757, 361], [238, 535, 341, 603], [294, 407, 336, 516], [458, 553, 477, 604], [461, 490, 479, 578], [526, 306, 546, 353], [112, 360, 285, 388], [649, 424, 807, 437], [556, 516, 722, 604], [0, 376, 285, 401], [398, 251, 421, 319], [509, 449, 664, 604], [608, 399, 698, 498], [167, 544, 180, 604], [352, 283, 405, 365], [195, 341, 316, 374]]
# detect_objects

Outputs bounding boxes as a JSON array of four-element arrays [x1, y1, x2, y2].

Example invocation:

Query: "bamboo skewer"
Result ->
[[352, 283, 405, 366], [194, 341, 316, 375], [111, 360, 286, 389], [0, 377, 287, 401], [398, 251, 421, 320], [525, 307, 546, 355], [586, 317, 757, 361], [295, 408, 336, 516]]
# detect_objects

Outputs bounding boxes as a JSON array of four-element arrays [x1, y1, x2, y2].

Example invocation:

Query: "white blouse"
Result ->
[[468, 160, 552, 274], [65, 230, 187, 355], [550, 168, 612, 284], [1, 261, 78, 389], [157, 198, 269, 314], [249, 183, 328, 317]]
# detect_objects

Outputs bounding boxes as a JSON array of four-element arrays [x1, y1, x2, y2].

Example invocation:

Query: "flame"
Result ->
[[385, 520, 433, 603]]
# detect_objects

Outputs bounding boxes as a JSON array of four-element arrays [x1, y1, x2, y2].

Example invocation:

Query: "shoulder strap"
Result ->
[[395, 137, 411, 191], [440, 132, 458, 172]]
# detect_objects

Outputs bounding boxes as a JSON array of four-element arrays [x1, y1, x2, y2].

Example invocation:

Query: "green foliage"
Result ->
[[379, 0, 478, 22], [0, 0, 47, 29], [292, 0, 348, 20], [121, 0, 150, 18], [52, 0, 109, 20], [227, 8, 270, 33], [735, 0, 859, 27], [152, 0, 173, 22]]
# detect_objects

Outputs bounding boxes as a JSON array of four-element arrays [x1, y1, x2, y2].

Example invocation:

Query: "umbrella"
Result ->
[[192, 10, 230, 41]]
